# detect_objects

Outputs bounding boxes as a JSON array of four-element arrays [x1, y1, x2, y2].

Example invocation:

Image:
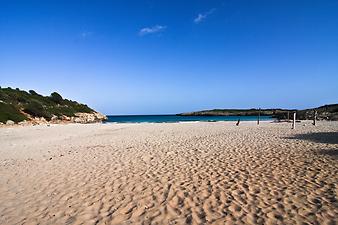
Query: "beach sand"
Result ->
[[0, 121, 337, 225]]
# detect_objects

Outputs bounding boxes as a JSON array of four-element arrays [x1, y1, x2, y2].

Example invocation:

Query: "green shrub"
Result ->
[[0, 102, 27, 123], [47, 105, 76, 117], [23, 101, 51, 120]]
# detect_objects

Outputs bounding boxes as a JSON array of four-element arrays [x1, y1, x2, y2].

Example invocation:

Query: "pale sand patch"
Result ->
[[0, 121, 337, 225]]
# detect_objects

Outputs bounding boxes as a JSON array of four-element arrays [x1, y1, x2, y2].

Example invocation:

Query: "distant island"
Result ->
[[0, 87, 107, 125], [178, 104, 338, 121]]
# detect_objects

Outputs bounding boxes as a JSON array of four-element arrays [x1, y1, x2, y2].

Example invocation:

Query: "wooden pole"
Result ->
[[292, 112, 296, 129], [313, 110, 316, 126], [257, 108, 261, 125], [287, 111, 290, 121]]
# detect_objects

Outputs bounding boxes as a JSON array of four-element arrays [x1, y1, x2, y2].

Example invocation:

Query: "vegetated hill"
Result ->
[[297, 104, 338, 120], [0, 87, 103, 123], [178, 104, 338, 121], [178, 108, 292, 117]]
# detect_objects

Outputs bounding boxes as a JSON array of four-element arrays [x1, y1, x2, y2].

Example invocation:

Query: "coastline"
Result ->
[[1, 119, 274, 128], [0, 115, 274, 127], [104, 115, 274, 124]]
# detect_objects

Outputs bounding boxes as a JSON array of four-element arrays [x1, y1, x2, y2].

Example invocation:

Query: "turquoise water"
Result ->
[[106, 115, 273, 123]]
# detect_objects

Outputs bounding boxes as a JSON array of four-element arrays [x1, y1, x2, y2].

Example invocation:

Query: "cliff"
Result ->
[[0, 87, 107, 125]]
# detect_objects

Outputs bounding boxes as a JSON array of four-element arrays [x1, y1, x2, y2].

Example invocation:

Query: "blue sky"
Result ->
[[1, 0, 337, 115]]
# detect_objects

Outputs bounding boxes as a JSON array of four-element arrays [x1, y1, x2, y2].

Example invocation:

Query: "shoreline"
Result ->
[[0, 119, 327, 128], [1, 119, 278, 128]]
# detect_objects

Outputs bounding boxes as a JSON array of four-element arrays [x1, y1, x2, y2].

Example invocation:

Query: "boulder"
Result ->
[[6, 120, 15, 125], [94, 112, 108, 121], [31, 117, 46, 124], [62, 115, 71, 121], [51, 115, 58, 122], [18, 120, 28, 126], [74, 117, 82, 123]]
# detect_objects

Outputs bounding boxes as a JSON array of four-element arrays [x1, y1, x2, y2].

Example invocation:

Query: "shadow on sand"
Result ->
[[286, 132, 338, 159], [287, 132, 338, 145], [316, 149, 338, 159]]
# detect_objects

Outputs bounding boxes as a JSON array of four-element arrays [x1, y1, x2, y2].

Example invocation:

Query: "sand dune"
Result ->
[[0, 121, 337, 225]]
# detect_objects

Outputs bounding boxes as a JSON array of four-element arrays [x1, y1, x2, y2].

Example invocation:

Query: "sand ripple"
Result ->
[[0, 121, 337, 224]]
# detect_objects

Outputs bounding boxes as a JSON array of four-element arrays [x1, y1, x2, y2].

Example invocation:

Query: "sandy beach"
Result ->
[[0, 121, 337, 225]]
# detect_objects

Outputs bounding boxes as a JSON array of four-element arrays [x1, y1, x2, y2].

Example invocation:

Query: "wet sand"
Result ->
[[0, 121, 337, 225]]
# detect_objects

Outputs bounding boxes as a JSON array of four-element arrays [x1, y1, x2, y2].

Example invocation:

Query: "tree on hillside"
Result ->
[[29, 90, 38, 95], [50, 92, 63, 104]]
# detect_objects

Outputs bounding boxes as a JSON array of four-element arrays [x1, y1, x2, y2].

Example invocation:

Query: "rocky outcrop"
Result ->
[[48, 112, 107, 124], [1, 112, 107, 126], [73, 112, 108, 123]]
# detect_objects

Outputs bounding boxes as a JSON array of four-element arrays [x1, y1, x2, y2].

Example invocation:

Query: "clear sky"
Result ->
[[1, 0, 337, 115]]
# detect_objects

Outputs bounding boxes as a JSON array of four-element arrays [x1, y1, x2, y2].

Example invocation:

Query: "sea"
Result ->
[[105, 115, 274, 123]]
